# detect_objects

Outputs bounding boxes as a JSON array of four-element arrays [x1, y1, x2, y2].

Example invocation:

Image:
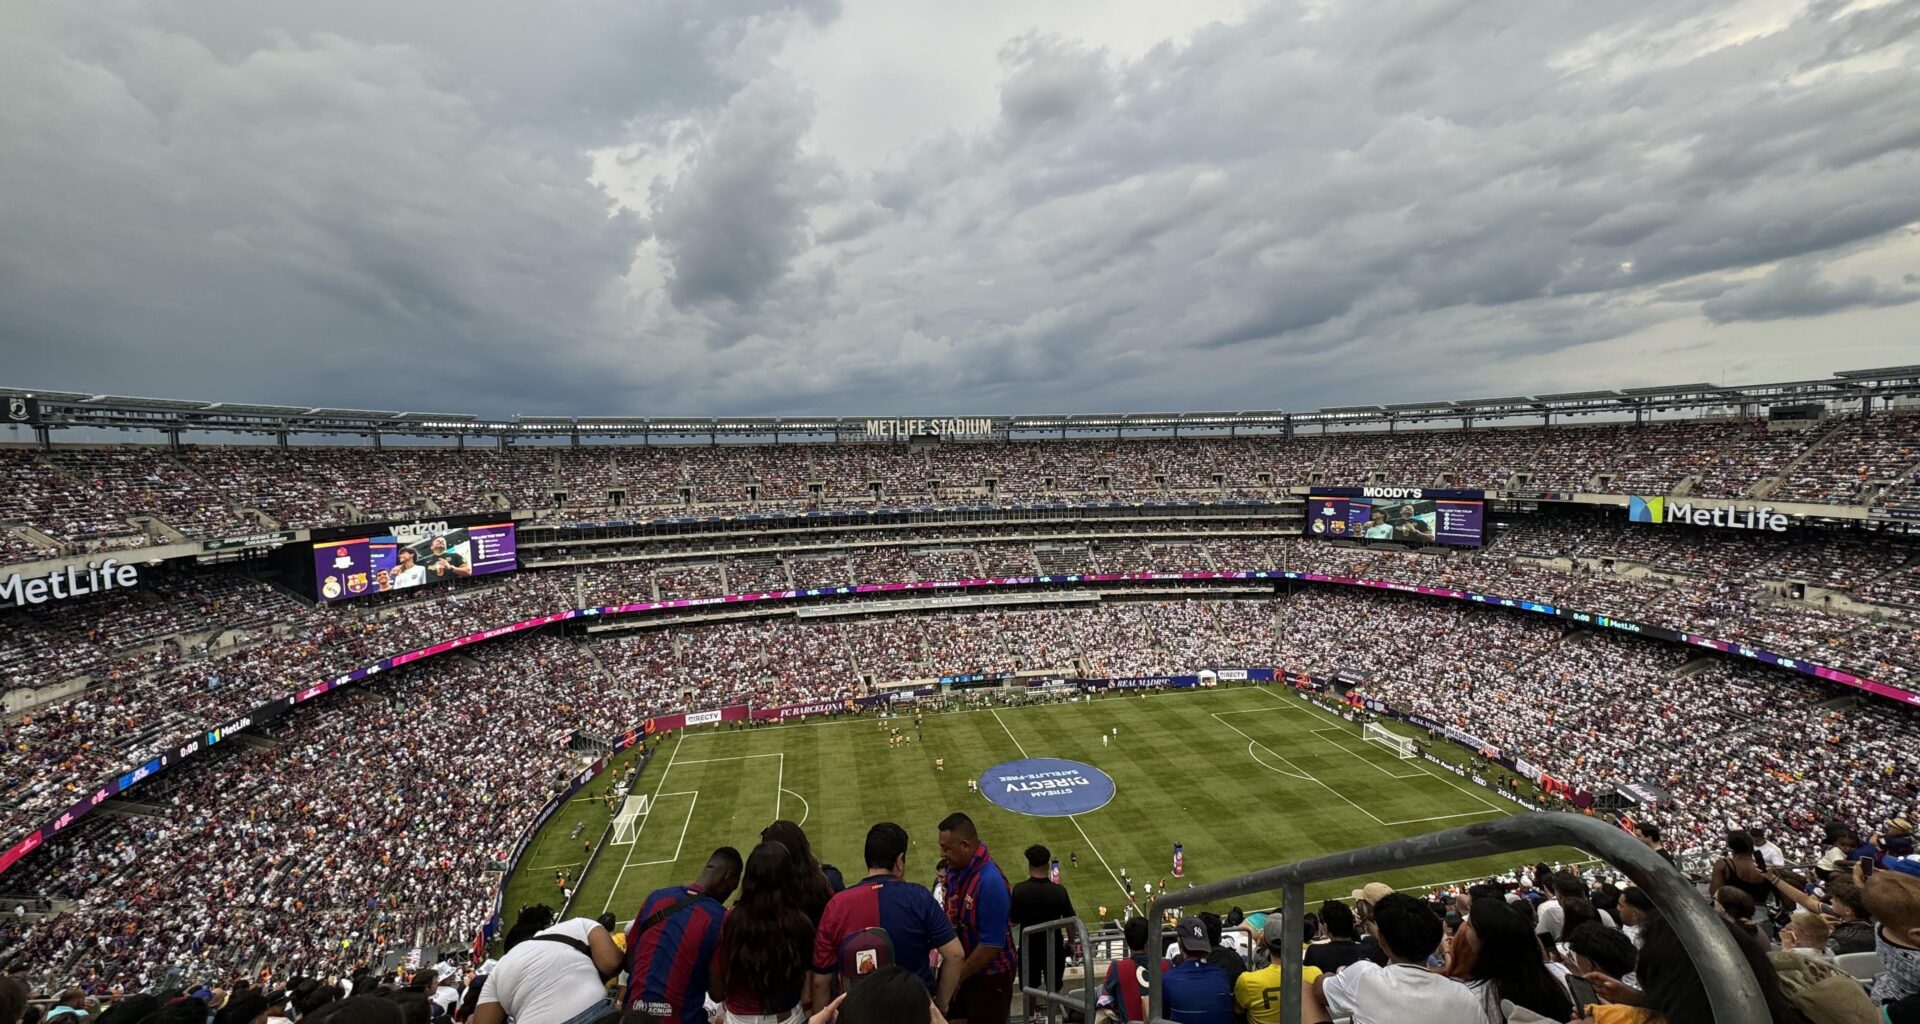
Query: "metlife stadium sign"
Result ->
[[1628, 496, 1789, 533]]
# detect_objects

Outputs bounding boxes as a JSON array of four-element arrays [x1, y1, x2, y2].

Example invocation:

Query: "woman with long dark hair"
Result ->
[[711, 840, 816, 1024], [762, 820, 836, 925], [1630, 909, 1808, 1024], [1441, 897, 1574, 1023]]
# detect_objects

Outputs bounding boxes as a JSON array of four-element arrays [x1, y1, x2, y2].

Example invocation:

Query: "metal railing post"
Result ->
[[1018, 915, 1099, 1023], [1137, 812, 1768, 1024], [1145, 912, 1165, 1023], [1280, 881, 1304, 1024]]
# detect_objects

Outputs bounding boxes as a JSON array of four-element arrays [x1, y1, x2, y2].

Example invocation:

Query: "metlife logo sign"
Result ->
[[1629, 495, 1788, 533]]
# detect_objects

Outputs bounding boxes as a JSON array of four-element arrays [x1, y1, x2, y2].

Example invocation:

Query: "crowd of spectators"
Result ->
[[1281, 588, 1920, 863], [4, 493, 1920, 1020], [1, 657, 587, 992], [9, 522, 1920, 863], [6, 412, 1920, 551]]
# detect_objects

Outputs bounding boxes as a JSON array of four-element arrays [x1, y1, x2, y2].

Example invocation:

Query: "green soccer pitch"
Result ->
[[507, 685, 1582, 929]]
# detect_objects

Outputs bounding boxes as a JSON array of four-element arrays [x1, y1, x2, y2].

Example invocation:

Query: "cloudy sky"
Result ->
[[3, 0, 1918, 417]]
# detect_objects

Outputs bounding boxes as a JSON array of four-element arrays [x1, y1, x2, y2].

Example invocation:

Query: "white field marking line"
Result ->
[[525, 860, 584, 874], [781, 788, 811, 827], [1384, 809, 1508, 825], [1244, 741, 1295, 778], [603, 732, 686, 914], [1206, 700, 1437, 828], [675, 753, 785, 764], [1262, 687, 1509, 816], [1309, 727, 1429, 779], [635, 792, 701, 867], [776, 753, 783, 822], [990, 709, 1129, 903], [1210, 713, 1313, 780]]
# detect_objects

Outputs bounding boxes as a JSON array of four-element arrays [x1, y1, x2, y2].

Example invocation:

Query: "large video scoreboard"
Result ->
[[307, 515, 518, 602], [1305, 487, 1486, 547]]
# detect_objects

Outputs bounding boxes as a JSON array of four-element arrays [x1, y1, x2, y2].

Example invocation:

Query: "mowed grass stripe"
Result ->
[[528, 687, 1583, 927]]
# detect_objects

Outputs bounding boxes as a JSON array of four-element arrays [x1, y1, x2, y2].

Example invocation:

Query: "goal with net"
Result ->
[[610, 795, 651, 845], [1363, 723, 1417, 760]]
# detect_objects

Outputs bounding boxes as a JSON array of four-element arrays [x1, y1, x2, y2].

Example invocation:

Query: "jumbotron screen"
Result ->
[[1305, 488, 1485, 547], [310, 520, 517, 602]]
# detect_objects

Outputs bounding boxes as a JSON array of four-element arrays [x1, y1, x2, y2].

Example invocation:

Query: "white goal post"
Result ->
[[1363, 723, 1417, 760], [610, 795, 651, 845]]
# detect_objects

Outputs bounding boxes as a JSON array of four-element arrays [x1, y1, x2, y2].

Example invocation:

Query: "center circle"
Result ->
[[979, 758, 1116, 817]]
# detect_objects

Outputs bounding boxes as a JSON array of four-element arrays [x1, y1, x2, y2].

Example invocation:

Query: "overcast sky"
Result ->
[[3, 0, 1918, 418]]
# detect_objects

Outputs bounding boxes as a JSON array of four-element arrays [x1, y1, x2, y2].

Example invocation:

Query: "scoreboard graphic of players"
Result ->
[[1304, 487, 1487, 548], [308, 515, 519, 603]]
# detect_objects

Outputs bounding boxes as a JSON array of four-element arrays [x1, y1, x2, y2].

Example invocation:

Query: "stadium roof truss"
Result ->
[[5, 365, 1920, 442]]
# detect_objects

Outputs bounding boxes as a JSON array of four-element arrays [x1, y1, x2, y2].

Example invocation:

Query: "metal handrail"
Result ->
[[1017, 914, 1098, 1024], [1141, 812, 1767, 1024]]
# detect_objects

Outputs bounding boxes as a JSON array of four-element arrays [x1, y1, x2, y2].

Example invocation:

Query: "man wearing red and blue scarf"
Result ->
[[938, 812, 1016, 1024]]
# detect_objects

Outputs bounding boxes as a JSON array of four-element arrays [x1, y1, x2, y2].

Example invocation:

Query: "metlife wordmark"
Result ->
[[1, 560, 139, 607]]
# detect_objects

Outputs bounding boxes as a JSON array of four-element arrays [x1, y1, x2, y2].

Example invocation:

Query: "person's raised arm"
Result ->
[[1583, 971, 1644, 1006], [1765, 871, 1822, 915]]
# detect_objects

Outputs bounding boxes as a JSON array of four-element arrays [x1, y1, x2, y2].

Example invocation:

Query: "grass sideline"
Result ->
[[506, 685, 1582, 933]]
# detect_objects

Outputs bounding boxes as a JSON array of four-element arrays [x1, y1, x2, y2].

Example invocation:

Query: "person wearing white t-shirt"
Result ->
[[1753, 829, 1786, 873], [1306, 894, 1483, 1024], [389, 549, 428, 589], [472, 916, 623, 1024]]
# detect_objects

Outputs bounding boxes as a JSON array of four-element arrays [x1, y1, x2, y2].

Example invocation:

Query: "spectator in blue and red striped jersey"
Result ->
[[937, 812, 1016, 1024], [809, 823, 963, 1013], [622, 847, 742, 1024]]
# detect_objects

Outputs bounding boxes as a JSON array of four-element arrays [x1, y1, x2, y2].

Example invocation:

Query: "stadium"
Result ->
[[3, 368, 1920, 1022], [11, 2, 1920, 1022]]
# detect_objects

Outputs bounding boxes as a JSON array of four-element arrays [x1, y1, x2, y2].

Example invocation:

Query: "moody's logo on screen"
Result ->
[[1628, 496, 1665, 524]]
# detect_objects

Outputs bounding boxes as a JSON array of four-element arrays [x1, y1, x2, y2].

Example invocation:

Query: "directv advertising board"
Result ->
[[310, 517, 517, 602], [1305, 487, 1486, 547]]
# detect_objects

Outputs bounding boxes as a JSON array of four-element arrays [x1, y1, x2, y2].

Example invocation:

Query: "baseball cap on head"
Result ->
[[1175, 915, 1211, 954], [1349, 882, 1394, 904], [838, 926, 895, 988], [1261, 915, 1289, 951]]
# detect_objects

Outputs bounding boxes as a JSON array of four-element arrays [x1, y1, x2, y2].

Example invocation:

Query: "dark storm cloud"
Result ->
[[1702, 260, 1920, 323], [3, 0, 1918, 417], [652, 80, 827, 311], [0, 1, 829, 413]]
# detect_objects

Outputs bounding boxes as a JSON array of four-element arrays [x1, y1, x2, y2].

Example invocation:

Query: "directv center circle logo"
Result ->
[[980, 758, 1115, 817]]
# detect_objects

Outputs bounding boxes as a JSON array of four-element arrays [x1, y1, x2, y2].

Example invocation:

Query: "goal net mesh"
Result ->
[[610, 795, 651, 845], [1363, 723, 1417, 760]]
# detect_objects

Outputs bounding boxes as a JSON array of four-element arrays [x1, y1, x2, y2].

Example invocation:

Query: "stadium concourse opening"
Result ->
[[978, 757, 1116, 816]]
